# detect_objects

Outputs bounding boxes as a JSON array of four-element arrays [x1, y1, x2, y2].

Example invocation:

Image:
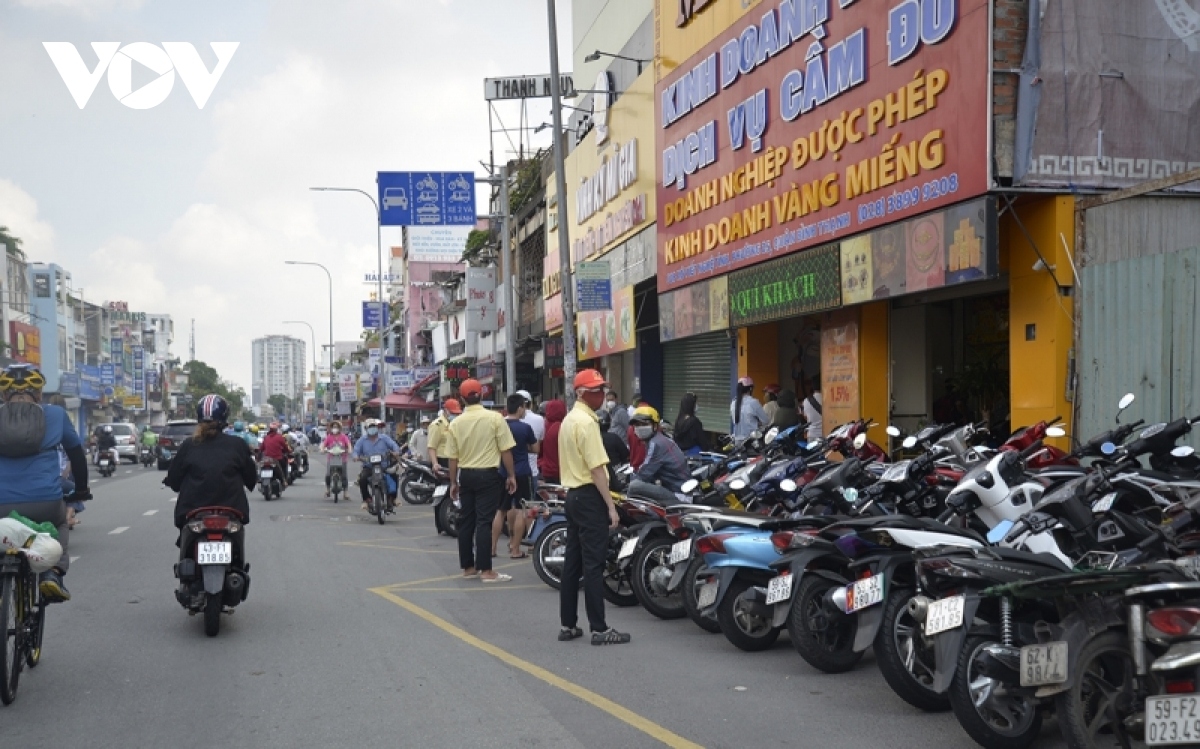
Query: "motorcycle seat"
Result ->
[[982, 545, 1073, 572]]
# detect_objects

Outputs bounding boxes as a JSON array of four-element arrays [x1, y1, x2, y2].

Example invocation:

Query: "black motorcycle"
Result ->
[[139, 445, 155, 468], [399, 458, 442, 505], [173, 507, 250, 637]]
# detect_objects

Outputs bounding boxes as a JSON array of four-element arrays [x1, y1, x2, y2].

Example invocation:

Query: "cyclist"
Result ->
[[352, 418, 401, 512], [319, 420, 352, 498], [0, 364, 90, 602]]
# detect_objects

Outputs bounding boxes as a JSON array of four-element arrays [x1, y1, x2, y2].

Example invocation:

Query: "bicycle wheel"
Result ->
[[373, 484, 386, 525], [0, 573, 21, 705], [24, 597, 43, 669]]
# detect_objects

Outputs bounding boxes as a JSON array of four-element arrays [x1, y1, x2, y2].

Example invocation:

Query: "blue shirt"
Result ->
[[0, 404, 82, 505], [352, 434, 401, 463], [499, 419, 536, 478]]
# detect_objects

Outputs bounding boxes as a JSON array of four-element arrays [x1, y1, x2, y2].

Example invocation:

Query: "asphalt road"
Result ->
[[3, 462, 1070, 748]]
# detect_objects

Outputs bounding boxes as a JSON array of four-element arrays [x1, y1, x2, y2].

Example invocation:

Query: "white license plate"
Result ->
[[100, 460, 110, 466], [197, 541, 232, 565], [261, 469, 274, 478], [617, 536, 639, 560], [925, 595, 966, 635], [669, 539, 692, 565], [765, 573, 793, 605], [845, 574, 885, 612], [370, 455, 383, 463], [433, 485, 448, 498], [697, 581, 718, 609], [1019, 641, 1068, 687], [1147, 695, 1200, 746]]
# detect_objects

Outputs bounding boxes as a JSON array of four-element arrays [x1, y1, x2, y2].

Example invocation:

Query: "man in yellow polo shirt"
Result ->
[[445, 380, 517, 583], [557, 369, 630, 645], [426, 399, 461, 475]]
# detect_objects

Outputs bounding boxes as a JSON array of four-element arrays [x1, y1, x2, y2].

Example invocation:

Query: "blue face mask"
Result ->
[[367, 427, 379, 437]]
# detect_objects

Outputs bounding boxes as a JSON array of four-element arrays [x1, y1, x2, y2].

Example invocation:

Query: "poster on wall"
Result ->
[[659, 275, 729, 342], [821, 321, 860, 435], [576, 285, 635, 360], [408, 226, 472, 263], [656, 0, 992, 294]]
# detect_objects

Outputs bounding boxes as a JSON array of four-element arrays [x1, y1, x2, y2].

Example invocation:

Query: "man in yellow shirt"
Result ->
[[445, 379, 517, 583], [557, 369, 630, 645], [426, 399, 461, 476]]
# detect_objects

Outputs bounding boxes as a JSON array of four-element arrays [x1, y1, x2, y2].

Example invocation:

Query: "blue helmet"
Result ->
[[232, 420, 246, 432], [196, 394, 230, 424]]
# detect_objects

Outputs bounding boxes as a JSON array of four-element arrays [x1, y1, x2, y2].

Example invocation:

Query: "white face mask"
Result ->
[[634, 425, 654, 441]]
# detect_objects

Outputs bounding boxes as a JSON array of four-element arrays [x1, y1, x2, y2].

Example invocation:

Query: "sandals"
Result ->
[[480, 573, 512, 584], [591, 628, 631, 646], [509, 552, 528, 559]]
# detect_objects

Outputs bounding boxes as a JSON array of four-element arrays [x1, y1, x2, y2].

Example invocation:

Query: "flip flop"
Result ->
[[481, 573, 512, 584], [509, 552, 528, 559]]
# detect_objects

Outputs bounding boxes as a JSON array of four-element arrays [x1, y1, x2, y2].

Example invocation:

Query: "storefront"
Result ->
[[658, 275, 732, 432]]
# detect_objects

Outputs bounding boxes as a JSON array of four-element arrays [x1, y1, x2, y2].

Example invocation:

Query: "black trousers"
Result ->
[[458, 468, 502, 572], [560, 485, 610, 632]]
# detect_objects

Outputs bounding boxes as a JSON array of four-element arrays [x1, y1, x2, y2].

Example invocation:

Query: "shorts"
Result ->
[[499, 474, 532, 512]]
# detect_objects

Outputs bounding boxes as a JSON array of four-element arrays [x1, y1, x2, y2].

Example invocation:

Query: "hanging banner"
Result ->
[[821, 319, 860, 436], [389, 369, 414, 392], [338, 373, 358, 401], [465, 267, 498, 332]]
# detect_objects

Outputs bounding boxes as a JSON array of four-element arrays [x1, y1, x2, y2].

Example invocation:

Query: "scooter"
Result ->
[[399, 458, 442, 505], [97, 448, 118, 477], [258, 458, 283, 500], [325, 446, 348, 503], [140, 445, 155, 468], [173, 506, 250, 637]]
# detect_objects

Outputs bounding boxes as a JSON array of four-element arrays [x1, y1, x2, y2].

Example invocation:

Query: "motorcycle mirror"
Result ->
[[779, 478, 798, 493], [1046, 426, 1067, 438], [765, 427, 779, 445], [750, 430, 762, 441], [853, 433, 868, 450], [680, 478, 699, 493], [730, 479, 747, 491], [987, 519, 1015, 544], [1172, 446, 1196, 458], [1116, 392, 1135, 423], [902, 436, 918, 449], [1101, 441, 1117, 456], [886, 425, 902, 437]]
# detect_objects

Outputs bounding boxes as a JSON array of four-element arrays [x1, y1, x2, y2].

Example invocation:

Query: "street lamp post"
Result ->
[[546, 0, 578, 401], [310, 186, 387, 391], [284, 260, 335, 418], [283, 320, 317, 422]]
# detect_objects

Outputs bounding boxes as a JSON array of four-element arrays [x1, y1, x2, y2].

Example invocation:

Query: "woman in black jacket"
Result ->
[[164, 394, 257, 560], [674, 392, 707, 455], [770, 389, 803, 431]]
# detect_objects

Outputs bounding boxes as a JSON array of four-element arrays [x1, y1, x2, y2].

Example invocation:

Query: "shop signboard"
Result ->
[[100, 363, 116, 386], [465, 267, 498, 333], [123, 395, 144, 410], [59, 372, 79, 397], [389, 369, 414, 392], [575, 261, 612, 312], [338, 373, 358, 401], [656, 0, 992, 294], [839, 197, 997, 304], [543, 292, 564, 332], [659, 276, 729, 342], [655, 0, 762, 83], [8, 322, 40, 365], [576, 285, 635, 360], [362, 301, 389, 329], [821, 320, 860, 436], [727, 243, 842, 327], [78, 366, 102, 401]]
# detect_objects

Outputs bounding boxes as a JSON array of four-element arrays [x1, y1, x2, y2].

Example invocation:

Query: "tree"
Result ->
[[267, 394, 289, 418], [185, 360, 246, 418], [0, 226, 25, 261]]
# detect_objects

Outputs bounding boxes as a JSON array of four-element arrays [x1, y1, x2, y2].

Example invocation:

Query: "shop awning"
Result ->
[[366, 392, 437, 410]]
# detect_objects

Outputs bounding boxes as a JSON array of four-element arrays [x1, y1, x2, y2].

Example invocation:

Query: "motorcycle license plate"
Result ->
[[370, 454, 383, 464], [261, 470, 274, 479], [197, 542, 232, 565], [924, 595, 966, 635], [433, 485, 448, 498], [765, 574, 793, 605], [100, 460, 110, 466], [1147, 695, 1200, 746], [696, 582, 718, 609], [617, 536, 639, 560], [1019, 641, 1068, 687], [668, 539, 691, 565], [845, 574, 885, 613]]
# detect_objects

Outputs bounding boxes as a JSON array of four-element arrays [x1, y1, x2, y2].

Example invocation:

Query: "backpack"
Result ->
[[0, 402, 48, 458]]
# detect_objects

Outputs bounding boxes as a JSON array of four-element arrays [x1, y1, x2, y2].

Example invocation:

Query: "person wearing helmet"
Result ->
[[163, 395, 257, 573], [260, 422, 292, 489], [141, 424, 159, 455], [731, 376, 769, 442], [762, 384, 782, 423], [96, 423, 118, 466], [231, 420, 258, 451], [426, 399, 461, 476], [0, 363, 91, 602], [352, 417, 402, 512], [628, 406, 690, 506]]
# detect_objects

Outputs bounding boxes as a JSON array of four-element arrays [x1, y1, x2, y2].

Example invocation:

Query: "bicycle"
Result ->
[[1, 548, 46, 705]]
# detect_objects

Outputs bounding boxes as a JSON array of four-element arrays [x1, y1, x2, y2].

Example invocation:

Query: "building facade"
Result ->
[[251, 335, 307, 408]]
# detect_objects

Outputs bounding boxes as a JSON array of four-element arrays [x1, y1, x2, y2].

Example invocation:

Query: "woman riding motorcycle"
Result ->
[[319, 420, 352, 498]]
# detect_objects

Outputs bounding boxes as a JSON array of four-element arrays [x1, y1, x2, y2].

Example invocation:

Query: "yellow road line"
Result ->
[[370, 587, 704, 749], [374, 561, 528, 591], [393, 584, 545, 593]]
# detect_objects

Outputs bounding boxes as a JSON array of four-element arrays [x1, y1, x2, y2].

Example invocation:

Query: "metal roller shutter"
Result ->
[[663, 332, 732, 435]]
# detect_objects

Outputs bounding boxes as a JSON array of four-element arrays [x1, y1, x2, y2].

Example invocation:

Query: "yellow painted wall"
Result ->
[[859, 301, 890, 447], [737, 322, 779, 396], [1006, 195, 1075, 450], [656, 0, 763, 80]]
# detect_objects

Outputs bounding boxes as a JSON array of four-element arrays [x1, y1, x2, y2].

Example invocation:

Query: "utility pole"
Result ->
[[546, 0, 577, 402], [500, 163, 516, 394], [189, 319, 195, 362]]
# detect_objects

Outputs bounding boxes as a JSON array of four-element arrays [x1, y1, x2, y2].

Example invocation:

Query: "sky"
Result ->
[[0, 0, 572, 399]]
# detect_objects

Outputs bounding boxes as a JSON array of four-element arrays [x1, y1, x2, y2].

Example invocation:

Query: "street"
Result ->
[[3, 465, 1069, 749]]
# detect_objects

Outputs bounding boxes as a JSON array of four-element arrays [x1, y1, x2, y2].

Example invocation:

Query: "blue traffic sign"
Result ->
[[362, 301, 389, 329], [377, 172, 476, 226], [100, 363, 116, 386]]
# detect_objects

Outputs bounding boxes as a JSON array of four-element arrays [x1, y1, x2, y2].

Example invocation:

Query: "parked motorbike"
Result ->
[[173, 507, 250, 637], [433, 468, 461, 537], [399, 458, 441, 505]]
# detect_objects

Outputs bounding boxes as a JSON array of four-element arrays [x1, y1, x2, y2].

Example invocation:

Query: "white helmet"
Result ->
[[280, 424, 290, 433]]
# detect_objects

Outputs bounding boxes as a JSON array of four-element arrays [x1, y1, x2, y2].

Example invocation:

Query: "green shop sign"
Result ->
[[728, 244, 842, 327]]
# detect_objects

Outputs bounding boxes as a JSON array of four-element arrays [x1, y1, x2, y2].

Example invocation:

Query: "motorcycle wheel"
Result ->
[[399, 475, 433, 505], [788, 574, 864, 674], [602, 539, 638, 607], [332, 474, 341, 503], [949, 634, 1043, 749], [682, 557, 722, 634], [1053, 631, 1138, 749], [203, 593, 222, 637], [436, 498, 459, 538], [631, 536, 686, 620], [875, 586, 950, 712], [373, 485, 386, 525], [717, 577, 782, 652], [533, 523, 568, 590]]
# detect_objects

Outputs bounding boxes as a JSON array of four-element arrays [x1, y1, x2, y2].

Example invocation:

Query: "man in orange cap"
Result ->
[[444, 379, 517, 583], [427, 399, 462, 475], [556, 369, 630, 645]]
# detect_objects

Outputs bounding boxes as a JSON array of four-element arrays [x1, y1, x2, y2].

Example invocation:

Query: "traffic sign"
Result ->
[[362, 301, 389, 328], [377, 172, 476, 227], [576, 261, 612, 312]]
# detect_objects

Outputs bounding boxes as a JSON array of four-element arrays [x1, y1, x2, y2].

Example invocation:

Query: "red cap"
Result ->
[[443, 399, 462, 414], [764, 383, 781, 395], [573, 369, 607, 390], [459, 379, 482, 398]]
